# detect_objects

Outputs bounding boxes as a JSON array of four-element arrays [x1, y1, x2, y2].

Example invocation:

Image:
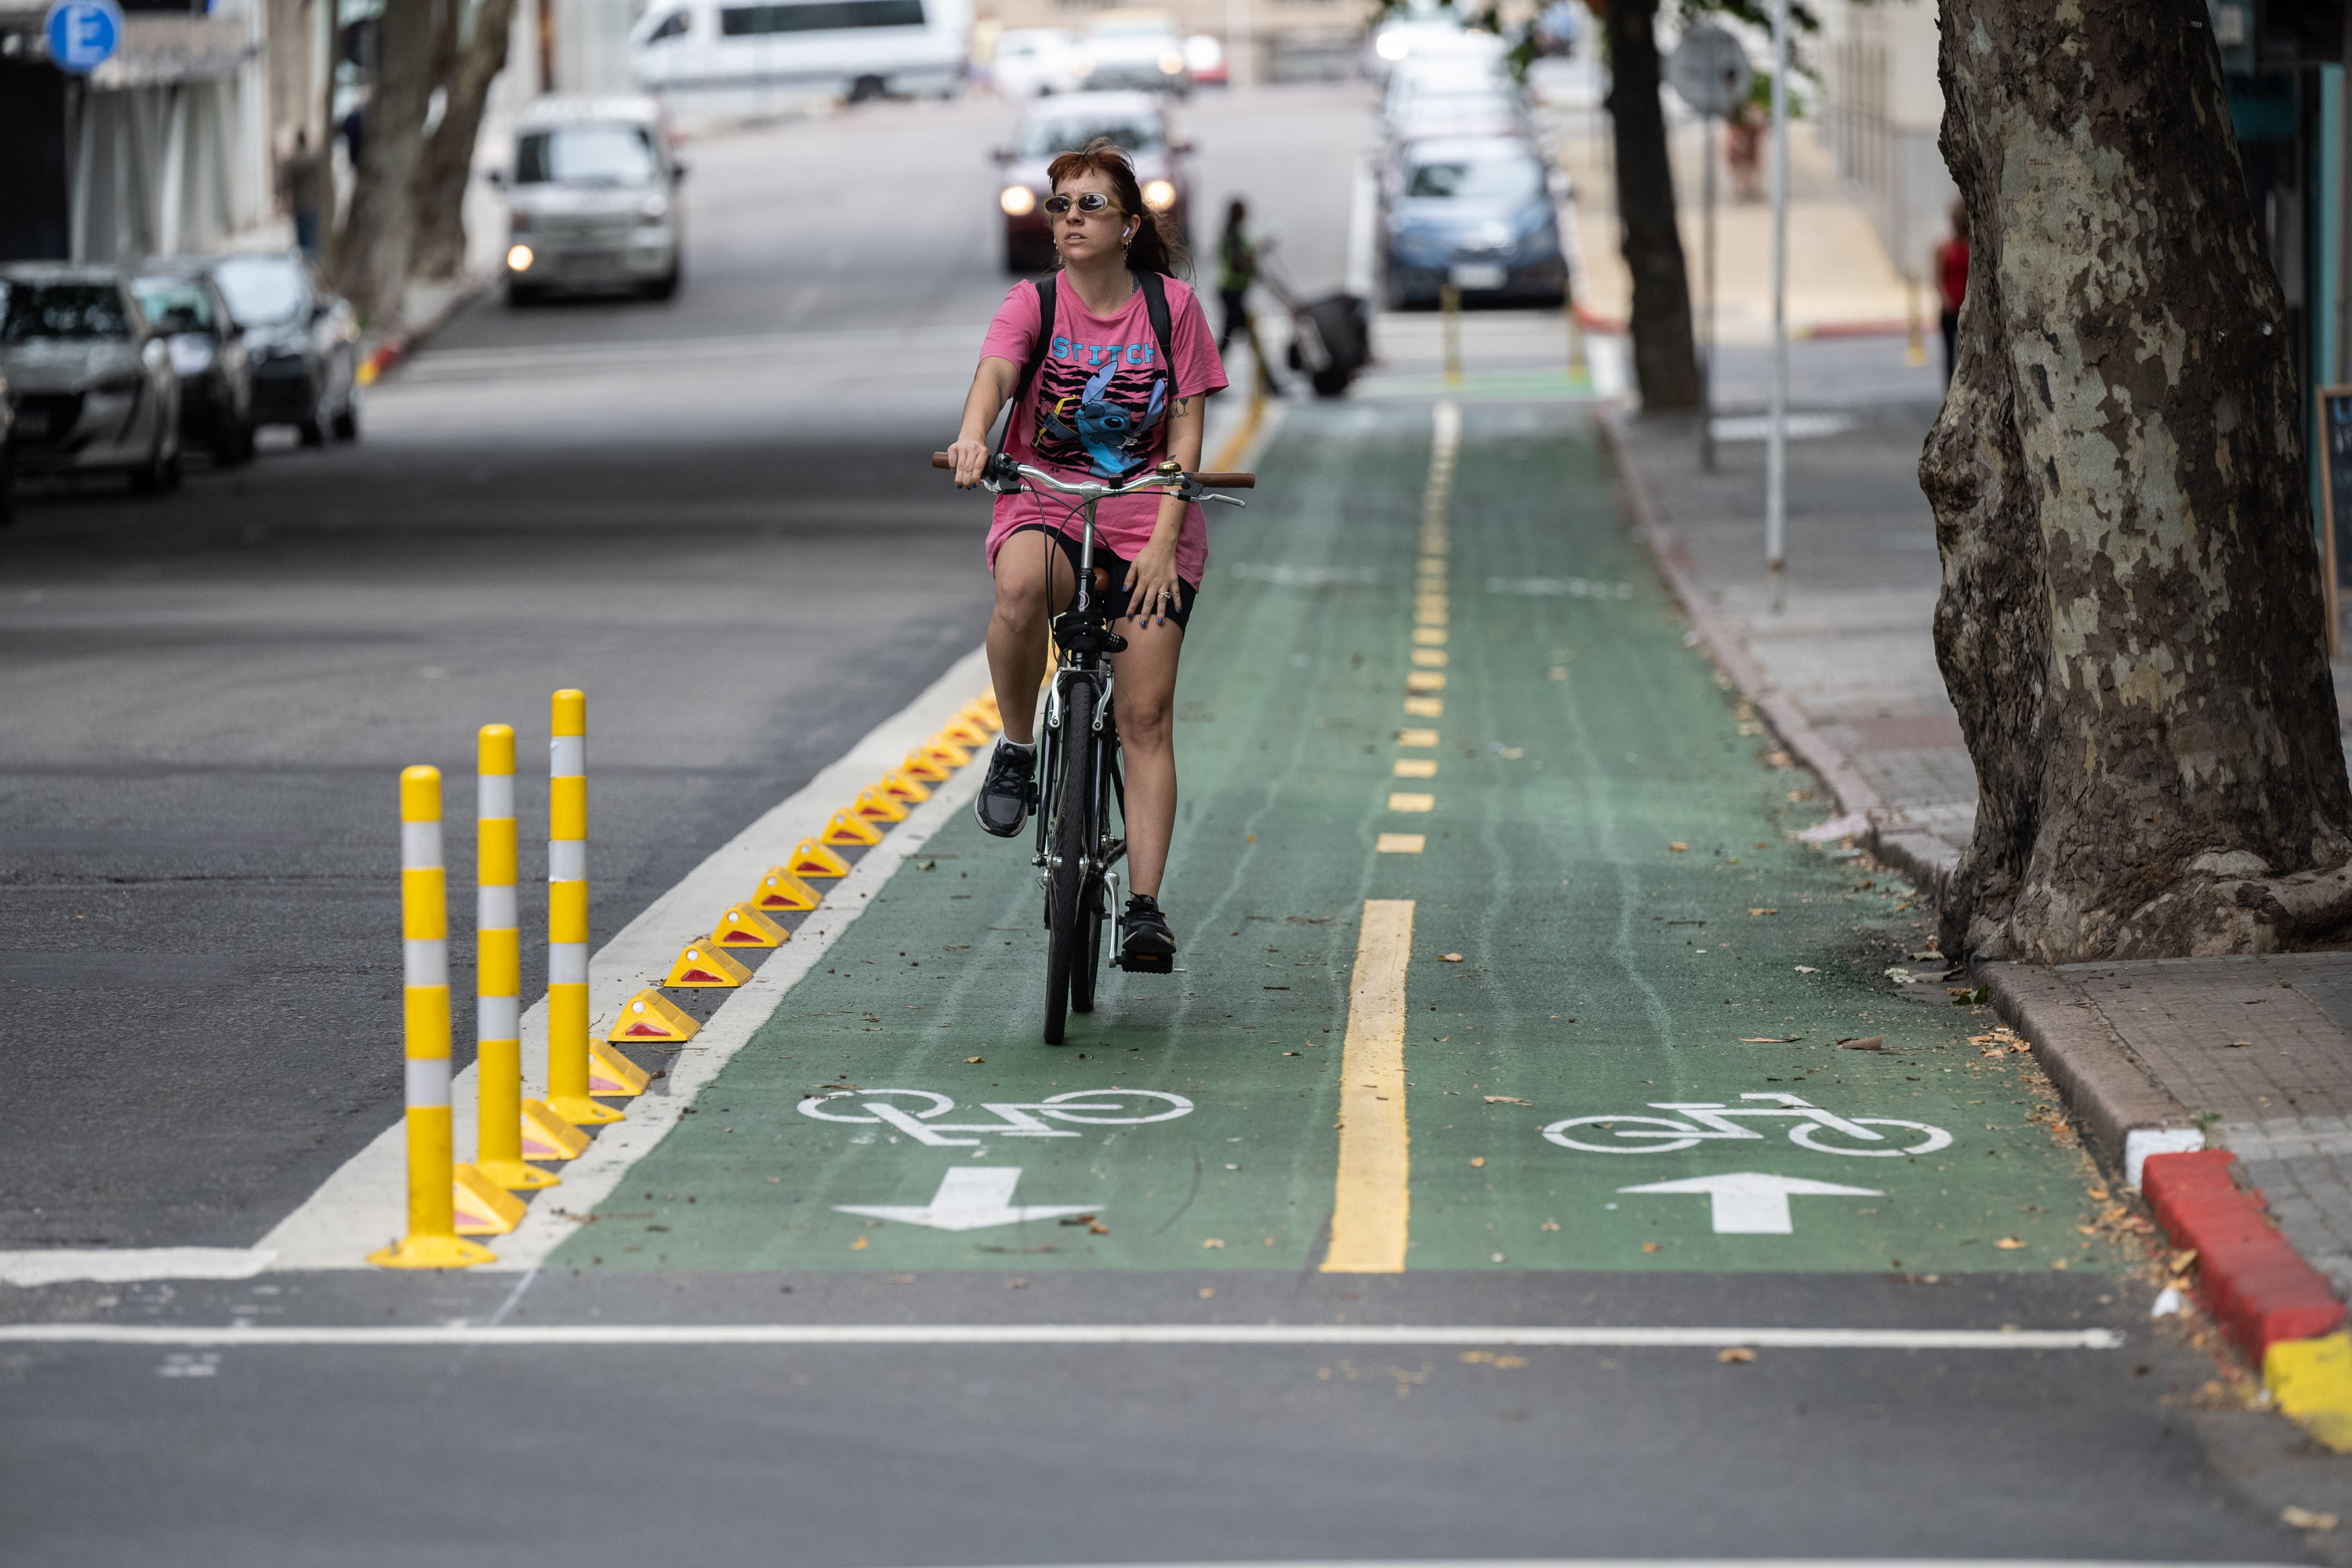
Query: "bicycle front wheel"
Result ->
[[1042, 679, 1096, 1044]]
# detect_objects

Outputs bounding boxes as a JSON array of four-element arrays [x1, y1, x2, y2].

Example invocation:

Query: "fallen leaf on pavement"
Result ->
[[1088, 1221, 1110, 1235], [1470, 1156, 1486, 1167], [1440, 953, 1464, 962], [1838, 1036, 1886, 1051], [1718, 1347, 1756, 1363], [1748, 908, 1778, 916], [1483, 1095, 1532, 1105], [1795, 965, 1820, 974], [1994, 1237, 2026, 1250], [2284, 1506, 2340, 1532], [1740, 1036, 1802, 1043], [1197, 1287, 1214, 1298], [1202, 1238, 1225, 1248], [1641, 1241, 1661, 1253], [966, 1056, 985, 1064], [1669, 841, 1690, 852], [852, 1236, 868, 1250]]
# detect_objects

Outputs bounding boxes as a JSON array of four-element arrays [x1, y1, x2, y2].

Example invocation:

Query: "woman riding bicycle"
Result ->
[[946, 138, 1228, 971]]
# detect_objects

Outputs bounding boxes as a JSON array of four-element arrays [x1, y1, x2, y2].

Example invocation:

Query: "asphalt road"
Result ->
[[0, 83, 2336, 1568]]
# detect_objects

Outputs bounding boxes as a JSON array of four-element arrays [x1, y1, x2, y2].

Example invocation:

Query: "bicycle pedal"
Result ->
[[1115, 953, 1174, 975]]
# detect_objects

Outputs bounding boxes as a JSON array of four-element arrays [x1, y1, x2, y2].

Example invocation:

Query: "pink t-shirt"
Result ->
[[980, 274, 1229, 587]]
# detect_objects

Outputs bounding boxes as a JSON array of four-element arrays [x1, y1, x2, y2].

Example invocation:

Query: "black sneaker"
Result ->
[[973, 740, 1036, 838], [1118, 894, 1175, 971]]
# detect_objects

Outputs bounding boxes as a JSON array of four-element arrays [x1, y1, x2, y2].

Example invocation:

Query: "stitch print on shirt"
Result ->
[[1033, 339, 1166, 479]]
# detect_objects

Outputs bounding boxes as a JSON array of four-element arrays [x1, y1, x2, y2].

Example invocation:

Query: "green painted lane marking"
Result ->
[[554, 401, 2115, 1278]]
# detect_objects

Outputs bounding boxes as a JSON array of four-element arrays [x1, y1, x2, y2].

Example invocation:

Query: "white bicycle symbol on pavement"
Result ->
[[797, 1087, 1193, 1147], [1542, 1092, 1953, 1158]]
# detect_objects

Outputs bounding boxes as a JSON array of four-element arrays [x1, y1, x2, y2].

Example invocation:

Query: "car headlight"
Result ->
[[1157, 51, 1184, 74], [168, 337, 216, 376], [1376, 31, 1409, 60], [1142, 179, 1176, 211], [638, 193, 670, 221], [507, 244, 535, 272], [1001, 185, 1037, 216]]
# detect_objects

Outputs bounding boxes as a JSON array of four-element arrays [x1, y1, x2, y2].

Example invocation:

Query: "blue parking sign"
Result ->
[[45, 0, 123, 73]]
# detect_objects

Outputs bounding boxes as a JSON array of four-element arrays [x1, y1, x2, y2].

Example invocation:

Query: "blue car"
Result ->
[[1381, 135, 1566, 309]]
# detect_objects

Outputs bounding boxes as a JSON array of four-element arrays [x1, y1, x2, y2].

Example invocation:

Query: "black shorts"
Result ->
[[1002, 523, 1200, 632]]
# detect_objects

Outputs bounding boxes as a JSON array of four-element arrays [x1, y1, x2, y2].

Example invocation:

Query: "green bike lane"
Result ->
[[552, 397, 2118, 1283]]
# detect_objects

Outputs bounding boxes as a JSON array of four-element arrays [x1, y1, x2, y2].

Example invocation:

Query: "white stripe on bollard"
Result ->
[[401, 820, 442, 869], [477, 884, 517, 930], [548, 841, 586, 881], [548, 946, 588, 985], [405, 1058, 452, 1108], [403, 940, 448, 988], [550, 736, 585, 777]]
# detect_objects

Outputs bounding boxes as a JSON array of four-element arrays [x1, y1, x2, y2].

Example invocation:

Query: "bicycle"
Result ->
[[1541, 1092, 1955, 1157], [930, 450, 1254, 1044]]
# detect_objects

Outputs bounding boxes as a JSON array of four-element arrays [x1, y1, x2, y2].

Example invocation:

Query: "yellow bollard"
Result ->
[[473, 725, 557, 1191], [1440, 282, 1464, 390], [370, 766, 497, 1269], [1566, 281, 1588, 384], [546, 689, 619, 1126]]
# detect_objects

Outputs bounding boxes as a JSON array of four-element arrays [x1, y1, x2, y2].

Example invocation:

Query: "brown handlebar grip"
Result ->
[[931, 452, 953, 469], [1193, 472, 1255, 489]]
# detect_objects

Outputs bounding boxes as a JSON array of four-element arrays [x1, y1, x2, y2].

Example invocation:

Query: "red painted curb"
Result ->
[[2142, 1149, 2345, 1358]]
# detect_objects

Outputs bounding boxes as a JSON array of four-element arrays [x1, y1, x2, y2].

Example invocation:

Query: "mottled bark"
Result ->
[[411, 0, 517, 280], [1925, 0, 2352, 960], [331, 0, 435, 325], [1604, 0, 1701, 410]]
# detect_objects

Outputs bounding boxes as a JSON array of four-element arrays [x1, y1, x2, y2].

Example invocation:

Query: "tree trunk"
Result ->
[[1924, 0, 2352, 960], [1603, 0, 1700, 411], [411, 0, 517, 280], [331, 0, 436, 327]]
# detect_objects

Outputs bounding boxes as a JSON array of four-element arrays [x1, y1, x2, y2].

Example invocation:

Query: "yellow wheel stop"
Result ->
[[666, 941, 751, 988]]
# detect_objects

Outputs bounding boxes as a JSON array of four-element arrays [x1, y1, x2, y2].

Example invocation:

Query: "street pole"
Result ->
[[1766, 0, 1789, 613], [1700, 109, 1717, 474], [1227, 0, 1251, 90]]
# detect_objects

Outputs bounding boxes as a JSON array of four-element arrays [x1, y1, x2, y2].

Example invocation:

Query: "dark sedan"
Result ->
[[134, 263, 256, 465], [209, 252, 359, 445], [995, 92, 1190, 274], [1381, 135, 1567, 308]]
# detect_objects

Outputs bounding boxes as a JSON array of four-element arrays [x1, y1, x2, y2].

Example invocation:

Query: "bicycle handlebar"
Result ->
[[929, 452, 1254, 491]]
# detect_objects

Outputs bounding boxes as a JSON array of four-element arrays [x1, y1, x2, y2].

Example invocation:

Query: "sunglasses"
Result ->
[[1043, 191, 1122, 216]]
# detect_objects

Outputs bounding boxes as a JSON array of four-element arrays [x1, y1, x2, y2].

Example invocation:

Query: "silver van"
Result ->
[[496, 96, 686, 303]]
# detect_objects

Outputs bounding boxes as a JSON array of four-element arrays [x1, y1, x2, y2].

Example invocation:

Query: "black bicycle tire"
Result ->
[[1043, 681, 1094, 1044]]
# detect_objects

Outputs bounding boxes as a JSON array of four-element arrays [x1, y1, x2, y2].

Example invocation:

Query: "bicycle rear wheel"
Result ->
[[1042, 680, 1095, 1044]]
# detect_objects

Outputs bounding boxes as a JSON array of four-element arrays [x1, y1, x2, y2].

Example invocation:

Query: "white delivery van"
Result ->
[[630, 0, 971, 101]]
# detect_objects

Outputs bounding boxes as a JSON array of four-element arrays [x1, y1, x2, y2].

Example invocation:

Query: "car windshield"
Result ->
[[134, 278, 216, 334], [212, 257, 308, 325], [1018, 117, 1163, 158], [1, 282, 131, 343], [517, 124, 662, 186], [1406, 151, 1545, 201]]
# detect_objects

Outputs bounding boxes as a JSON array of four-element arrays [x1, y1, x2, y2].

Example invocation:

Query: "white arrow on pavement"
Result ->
[[1617, 1171, 1882, 1235], [833, 1167, 1101, 1233]]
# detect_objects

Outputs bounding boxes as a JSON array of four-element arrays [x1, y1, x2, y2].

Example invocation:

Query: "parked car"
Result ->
[[1183, 32, 1225, 86], [0, 263, 181, 492], [1074, 9, 1189, 95], [1381, 135, 1567, 308], [209, 252, 359, 445], [132, 261, 256, 466], [495, 96, 685, 303], [993, 27, 1083, 97], [628, 0, 971, 103], [1366, 16, 1501, 83], [996, 90, 1191, 273]]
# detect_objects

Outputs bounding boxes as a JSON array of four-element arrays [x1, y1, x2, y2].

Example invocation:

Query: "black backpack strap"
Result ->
[[993, 275, 1056, 461], [1136, 270, 1178, 398]]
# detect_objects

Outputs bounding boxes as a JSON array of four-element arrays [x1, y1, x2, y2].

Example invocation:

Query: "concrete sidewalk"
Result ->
[[1603, 339, 2352, 1319]]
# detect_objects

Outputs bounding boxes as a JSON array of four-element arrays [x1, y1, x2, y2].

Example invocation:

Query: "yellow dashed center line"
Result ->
[[1323, 898, 1417, 1272]]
